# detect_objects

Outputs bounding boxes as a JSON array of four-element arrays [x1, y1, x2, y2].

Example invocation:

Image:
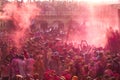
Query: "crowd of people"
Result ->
[[0, 25, 120, 80], [0, 1, 120, 80]]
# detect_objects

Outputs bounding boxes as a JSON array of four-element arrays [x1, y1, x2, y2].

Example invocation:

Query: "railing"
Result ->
[[40, 10, 73, 16]]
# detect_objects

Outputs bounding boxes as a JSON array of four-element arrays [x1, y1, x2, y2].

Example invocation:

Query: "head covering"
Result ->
[[60, 76, 66, 80], [15, 75, 24, 80], [104, 69, 113, 77], [72, 76, 78, 80]]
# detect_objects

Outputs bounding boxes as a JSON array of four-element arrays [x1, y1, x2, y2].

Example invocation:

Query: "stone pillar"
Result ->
[[0, 0, 3, 28]]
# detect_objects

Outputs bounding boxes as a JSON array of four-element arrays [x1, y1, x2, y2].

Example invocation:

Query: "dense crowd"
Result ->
[[0, 27, 120, 80], [0, 1, 120, 80]]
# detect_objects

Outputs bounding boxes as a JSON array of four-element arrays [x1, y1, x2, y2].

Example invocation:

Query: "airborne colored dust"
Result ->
[[67, 3, 119, 47], [0, 2, 40, 48], [0, 1, 119, 48]]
